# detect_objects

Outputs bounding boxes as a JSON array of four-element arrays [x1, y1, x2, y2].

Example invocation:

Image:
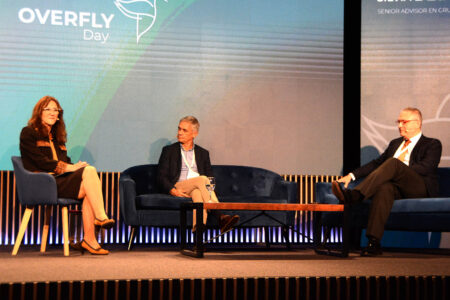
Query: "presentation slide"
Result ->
[[361, 0, 450, 167], [1, 0, 343, 174]]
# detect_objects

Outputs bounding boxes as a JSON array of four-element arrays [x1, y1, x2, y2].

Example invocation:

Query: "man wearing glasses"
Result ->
[[332, 107, 442, 256]]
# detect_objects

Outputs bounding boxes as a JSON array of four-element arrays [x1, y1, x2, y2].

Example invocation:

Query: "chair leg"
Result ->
[[40, 206, 52, 253], [68, 210, 77, 245], [94, 226, 106, 246], [282, 226, 291, 249], [128, 226, 137, 251], [101, 228, 105, 245], [264, 226, 271, 248], [12, 208, 33, 256], [68, 209, 82, 248], [61, 206, 70, 256]]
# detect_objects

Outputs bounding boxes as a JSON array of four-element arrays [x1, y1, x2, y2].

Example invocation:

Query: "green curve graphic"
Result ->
[[68, 0, 198, 161]]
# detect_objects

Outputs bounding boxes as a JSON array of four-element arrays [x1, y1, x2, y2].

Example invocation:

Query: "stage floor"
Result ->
[[1, 246, 450, 283]]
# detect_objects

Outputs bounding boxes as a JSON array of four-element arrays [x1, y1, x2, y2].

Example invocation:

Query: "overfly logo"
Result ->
[[114, 0, 168, 43]]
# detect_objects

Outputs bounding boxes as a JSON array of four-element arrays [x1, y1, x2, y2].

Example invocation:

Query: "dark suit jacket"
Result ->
[[157, 142, 213, 194], [353, 135, 442, 197], [19, 126, 71, 174]]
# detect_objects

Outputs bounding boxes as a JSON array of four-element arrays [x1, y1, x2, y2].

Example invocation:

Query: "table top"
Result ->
[[202, 202, 344, 212]]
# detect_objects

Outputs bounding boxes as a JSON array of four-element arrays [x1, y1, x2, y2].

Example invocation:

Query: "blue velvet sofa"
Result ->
[[315, 167, 450, 249], [120, 164, 297, 249]]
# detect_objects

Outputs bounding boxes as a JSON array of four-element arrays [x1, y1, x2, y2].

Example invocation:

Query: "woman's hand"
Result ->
[[74, 161, 89, 169], [65, 161, 89, 172]]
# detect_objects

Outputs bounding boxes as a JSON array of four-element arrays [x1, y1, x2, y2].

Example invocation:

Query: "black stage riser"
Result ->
[[1, 275, 448, 300]]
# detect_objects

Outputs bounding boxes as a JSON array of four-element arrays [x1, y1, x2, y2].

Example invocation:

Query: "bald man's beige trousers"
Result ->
[[175, 176, 219, 228]]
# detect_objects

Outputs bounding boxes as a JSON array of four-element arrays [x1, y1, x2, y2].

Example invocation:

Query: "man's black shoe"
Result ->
[[331, 182, 363, 204], [361, 237, 382, 257], [331, 181, 348, 204], [219, 214, 239, 233]]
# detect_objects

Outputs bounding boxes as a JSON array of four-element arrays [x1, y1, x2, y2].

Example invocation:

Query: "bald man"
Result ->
[[332, 107, 442, 256], [157, 116, 239, 233]]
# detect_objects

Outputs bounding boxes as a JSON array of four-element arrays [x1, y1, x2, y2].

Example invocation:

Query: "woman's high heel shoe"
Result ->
[[69, 241, 83, 252], [94, 218, 115, 229], [81, 239, 109, 255]]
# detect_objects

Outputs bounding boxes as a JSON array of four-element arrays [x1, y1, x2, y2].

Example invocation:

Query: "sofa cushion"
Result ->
[[123, 165, 161, 195], [390, 197, 450, 213], [438, 168, 450, 197], [136, 194, 288, 210], [213, 165, 281, 197], [136, 194, 192, 209], [316, 182, 450, 213]]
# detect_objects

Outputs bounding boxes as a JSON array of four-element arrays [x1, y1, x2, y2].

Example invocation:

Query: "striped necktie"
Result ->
[[397, 139, 411, 162]]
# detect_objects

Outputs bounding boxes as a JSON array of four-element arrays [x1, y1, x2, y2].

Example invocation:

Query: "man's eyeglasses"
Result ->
[[396, 119, 418, 125], [43, 108, 62, 113]]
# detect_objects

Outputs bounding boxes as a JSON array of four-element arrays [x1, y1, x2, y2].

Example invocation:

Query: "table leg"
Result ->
[[195, 204, 204, 256], [180, 205, 187, 251], [341, 203, 350, 257], [180, 203, 204, 258], [282, 225, 291, 249], [313, 211, 322, 250], [314, 207, 349, 258]]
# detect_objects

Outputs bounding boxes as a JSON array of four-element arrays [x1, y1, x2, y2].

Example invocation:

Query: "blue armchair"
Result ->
[[11, 156, 80, 256], [120, 164, 297, 250]]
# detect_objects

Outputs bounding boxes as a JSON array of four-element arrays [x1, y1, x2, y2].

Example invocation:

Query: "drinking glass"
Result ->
[[206, 177, 216, 200]]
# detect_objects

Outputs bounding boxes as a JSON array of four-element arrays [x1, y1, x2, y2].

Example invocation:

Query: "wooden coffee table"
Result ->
[[179, 202, 348, 258]]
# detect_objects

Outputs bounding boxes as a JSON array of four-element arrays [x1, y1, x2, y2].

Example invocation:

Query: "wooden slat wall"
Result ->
[[282, 174, 341, 244], [0, 171, 340, 246]]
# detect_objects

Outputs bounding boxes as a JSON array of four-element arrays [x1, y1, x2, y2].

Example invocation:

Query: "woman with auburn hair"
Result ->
[[20, 95, 114, 255]]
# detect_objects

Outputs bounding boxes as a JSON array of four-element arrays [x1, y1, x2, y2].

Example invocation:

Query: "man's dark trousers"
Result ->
[[354, 157, 427, 240]]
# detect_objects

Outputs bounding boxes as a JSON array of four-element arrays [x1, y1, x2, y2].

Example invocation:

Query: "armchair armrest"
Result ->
[[315, 182, 338, 204], [283, 180, 297, 204], [271, 179, 297, 204], [17, 170, 58, 206], [119, 174, 139, 226]]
